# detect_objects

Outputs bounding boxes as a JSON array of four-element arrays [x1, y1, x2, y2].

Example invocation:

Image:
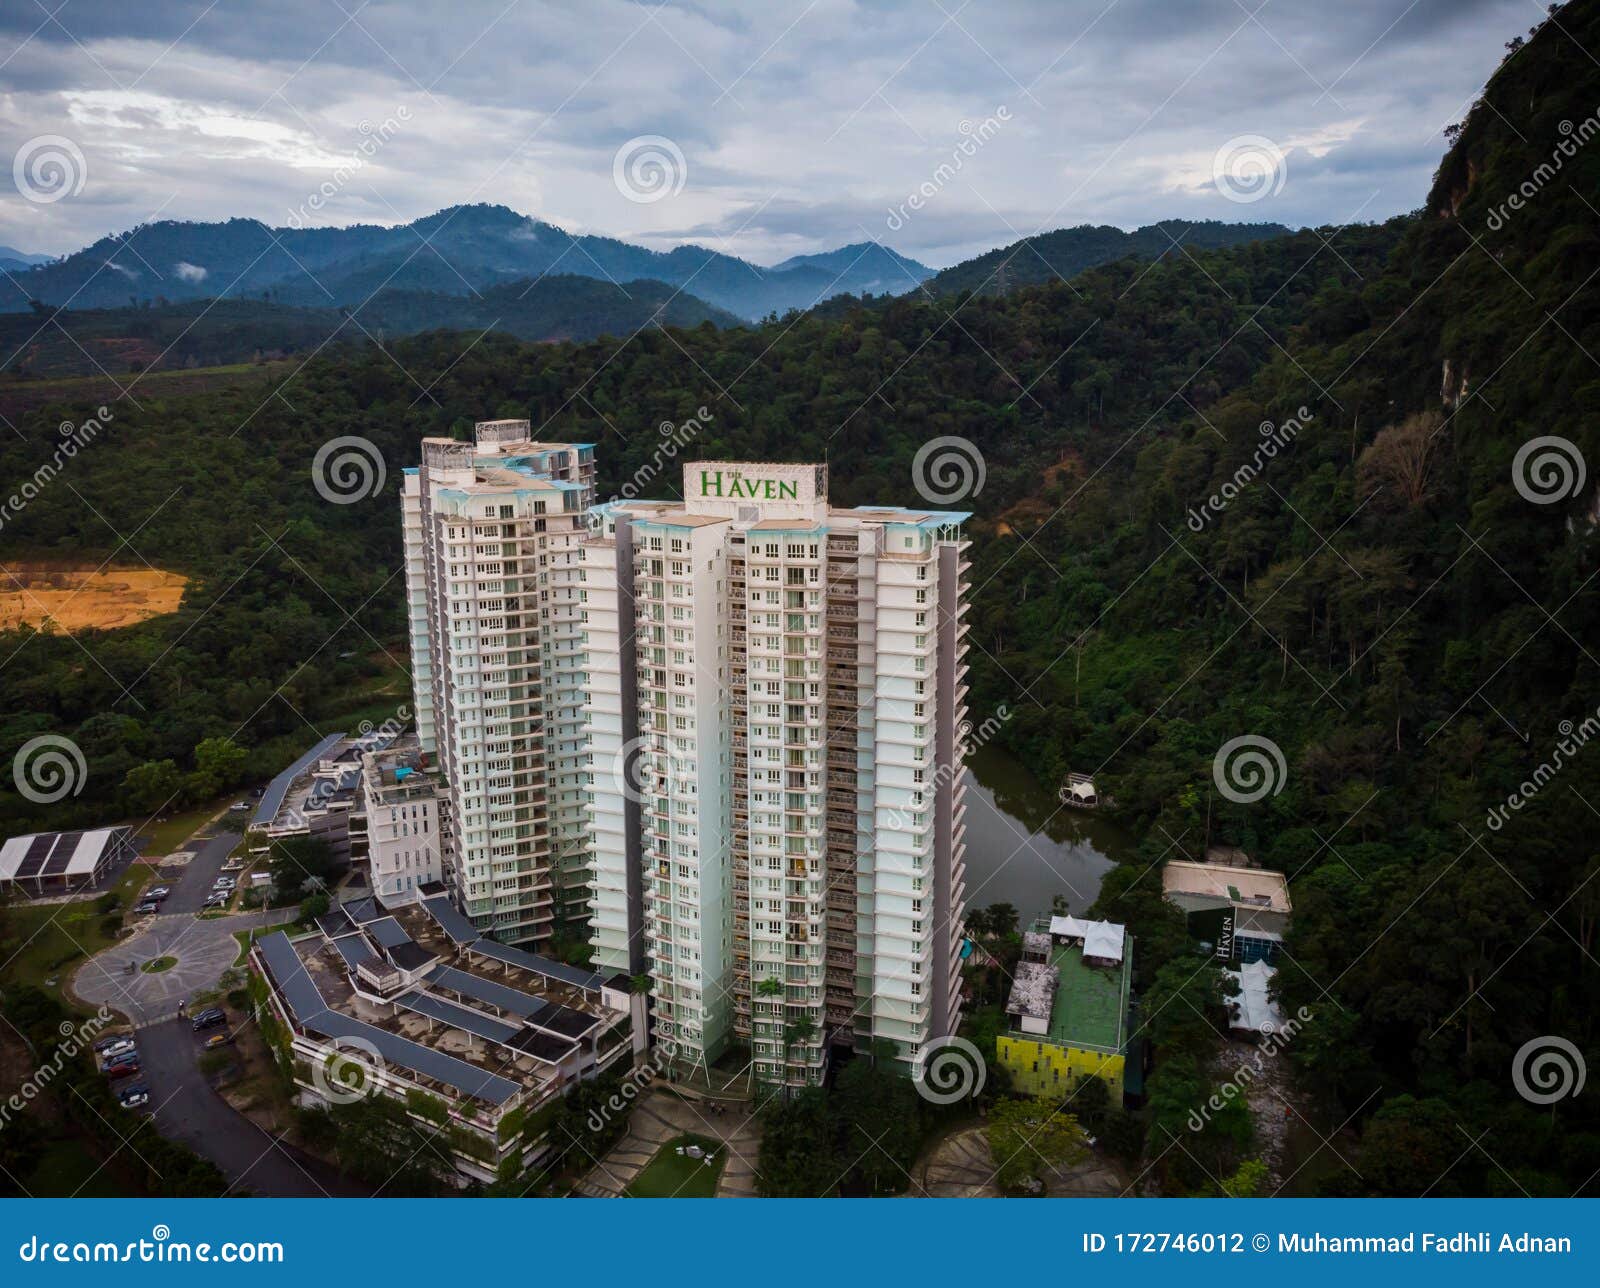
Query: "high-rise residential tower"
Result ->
[[585, 462, 972, 1090], [403, 421, 596, 948]]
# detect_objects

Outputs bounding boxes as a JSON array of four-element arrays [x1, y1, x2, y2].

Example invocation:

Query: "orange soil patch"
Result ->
[[0, 566, 187, 633]]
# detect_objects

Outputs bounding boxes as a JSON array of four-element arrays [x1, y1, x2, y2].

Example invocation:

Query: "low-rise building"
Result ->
[[1161, 859, 1291, 963], [0, 826, 135, 897], [361, 747, 448, 908], [249, 890, 640, 1185], [996, 916, 1134, 1102]]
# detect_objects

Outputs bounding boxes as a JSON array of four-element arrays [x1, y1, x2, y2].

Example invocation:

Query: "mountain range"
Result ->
[[0, 204, 933, 323], [0, 209, 1293, 375]]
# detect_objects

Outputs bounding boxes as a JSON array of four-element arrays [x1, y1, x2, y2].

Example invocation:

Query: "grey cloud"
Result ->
[[0, 0, 1535, 265]]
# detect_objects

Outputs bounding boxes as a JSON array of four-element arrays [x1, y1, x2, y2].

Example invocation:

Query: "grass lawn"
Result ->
[[626, 1134, 725, 1198], [232, 924, 292, 966], [140, 955, 177, 974], [27, 1139, 136, 1198], [130, 797, 234, 856], [2, 861, 151, 996]]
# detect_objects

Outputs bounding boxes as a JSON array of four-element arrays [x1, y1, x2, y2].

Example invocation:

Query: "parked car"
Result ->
[[146, 886, 171, 899], [191, 1009, 227, 1032], [96, 1037, 136, 1059], [134, 901, 161, 915], [117, 1084, 150, 1109], [212, 877, 236, 888], [106, 1062, 141, 1080], [204, 1031, 232, 1048], [230, 801, 250, 811], [102, 1049, 139, 1069], [203, 894, 228, 909]]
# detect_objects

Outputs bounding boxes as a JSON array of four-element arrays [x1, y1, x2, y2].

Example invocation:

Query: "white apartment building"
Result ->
[[361, 747, 448, 908], [403, 421, 596, 948], [585, 462, 972, 1090]]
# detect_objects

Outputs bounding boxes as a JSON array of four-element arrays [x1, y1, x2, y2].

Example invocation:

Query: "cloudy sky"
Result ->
[[0, 0, 1536, 267]]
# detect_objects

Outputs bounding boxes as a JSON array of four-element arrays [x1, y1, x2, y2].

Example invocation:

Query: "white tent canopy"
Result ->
[[1225, 958, 1285, 1034], [1047, 915, 1126, 963]]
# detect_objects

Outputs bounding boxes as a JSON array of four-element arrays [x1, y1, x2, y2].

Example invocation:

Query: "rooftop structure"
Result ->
[[1162, 859, 1291, 962], [997, 917, 1134, 1101], [1224, 958, 1286, 1035], [0, 826, 135, 897], [250, 892, 635, 1185]]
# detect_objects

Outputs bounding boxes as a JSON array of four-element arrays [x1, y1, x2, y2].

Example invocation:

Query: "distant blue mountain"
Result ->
[[0, 205, 935, 322]]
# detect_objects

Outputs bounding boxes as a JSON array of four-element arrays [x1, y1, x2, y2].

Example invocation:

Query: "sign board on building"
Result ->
[[684, 462, 828, 519]]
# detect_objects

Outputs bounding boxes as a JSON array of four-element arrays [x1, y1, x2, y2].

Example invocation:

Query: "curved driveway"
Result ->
[[74, 905, 284, 1026]]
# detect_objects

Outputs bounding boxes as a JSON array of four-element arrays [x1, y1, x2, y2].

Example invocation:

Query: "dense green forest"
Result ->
[[2, 0, 1597, 1197], [0, 275, 740, 378]]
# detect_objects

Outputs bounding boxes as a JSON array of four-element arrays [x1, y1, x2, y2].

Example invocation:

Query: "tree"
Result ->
[[986, 1096, 1090, 1193], [189, 735, 248, 798], [120, 759, 183, 814], [1220, 1157, 1268, 1197], [756, 1089, 840, 1196], [267, 835, 341, 903], [1357, 410, 1442, 507], [831, 1050, 925, 1194]]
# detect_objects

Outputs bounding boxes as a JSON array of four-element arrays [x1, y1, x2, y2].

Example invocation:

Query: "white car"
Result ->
[[117, 1084, 150, 1109]]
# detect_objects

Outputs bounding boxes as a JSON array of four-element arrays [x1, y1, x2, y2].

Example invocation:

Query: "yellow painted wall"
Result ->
[[997, 1034, 1124, 1101]]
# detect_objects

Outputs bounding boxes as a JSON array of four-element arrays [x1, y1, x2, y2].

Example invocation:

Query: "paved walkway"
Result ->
[[917, 1124, 1128, 1196], [577, 1088, 762, 1197], [73, 906, 284, 1026]]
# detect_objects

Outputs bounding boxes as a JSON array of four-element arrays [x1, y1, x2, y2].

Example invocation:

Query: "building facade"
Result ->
[[585, 462, 972, 1090], [361, 746, 448, 908], [403, 421, 596, 948]]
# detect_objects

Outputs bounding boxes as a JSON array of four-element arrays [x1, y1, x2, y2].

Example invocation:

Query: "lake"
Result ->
[[959, 743, 1137, 926]]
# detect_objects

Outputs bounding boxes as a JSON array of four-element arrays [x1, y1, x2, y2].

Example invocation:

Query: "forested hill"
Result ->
[[0, 275, 742, 378], [919, 219, 1291, 297], [1, 0, 1597, 1196]]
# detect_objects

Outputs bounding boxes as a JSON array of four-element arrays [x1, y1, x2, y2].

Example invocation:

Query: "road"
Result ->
[[138, 1017, 367, 1197], [161, 828, 245, 915], [73, 818, 368, 1196]]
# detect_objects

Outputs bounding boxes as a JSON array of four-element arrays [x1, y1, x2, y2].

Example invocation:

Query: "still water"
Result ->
[[959, 743, 1138, 925]]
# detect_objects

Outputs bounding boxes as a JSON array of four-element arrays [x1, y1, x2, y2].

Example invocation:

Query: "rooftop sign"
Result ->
[[684, 462, 827, 518]]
